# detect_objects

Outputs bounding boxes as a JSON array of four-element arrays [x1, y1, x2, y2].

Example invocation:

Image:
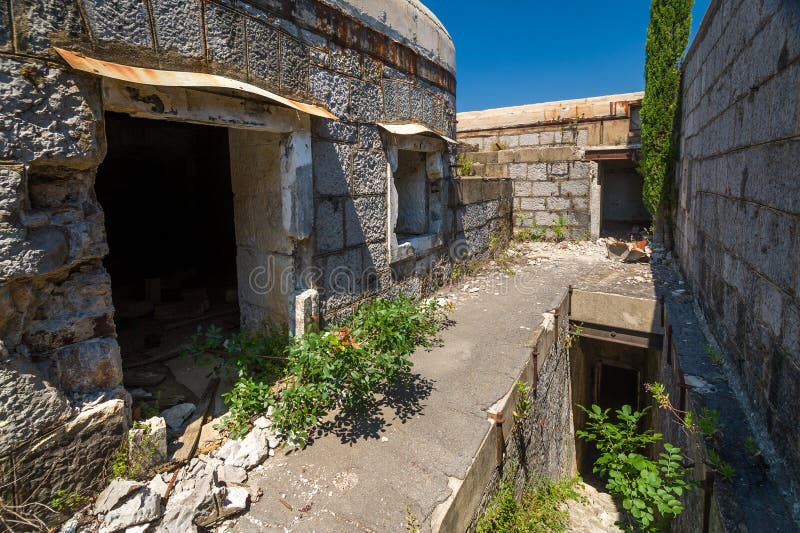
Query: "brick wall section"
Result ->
[[675, 0, 800, 491]]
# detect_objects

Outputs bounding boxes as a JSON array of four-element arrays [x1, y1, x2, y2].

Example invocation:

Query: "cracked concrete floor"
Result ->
[[221, 241, 656, 532]]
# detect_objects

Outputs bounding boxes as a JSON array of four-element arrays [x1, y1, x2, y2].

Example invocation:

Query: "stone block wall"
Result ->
[[0, 0, 474, 505], [457, 94, 642, 239], [674, 0, 800, 491]]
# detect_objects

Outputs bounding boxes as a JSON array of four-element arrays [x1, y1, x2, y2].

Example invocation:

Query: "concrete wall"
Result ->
[[0, 0, 473, 505], [674, 0, 800, 491], [457, 93, 643, 239]]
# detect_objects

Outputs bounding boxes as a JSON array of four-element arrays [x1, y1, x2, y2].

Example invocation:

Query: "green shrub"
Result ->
[[476, 476, 580, 533], [187, 297, 448, 446], [640, 0, 694, 218], [577, 404, 693, 532]]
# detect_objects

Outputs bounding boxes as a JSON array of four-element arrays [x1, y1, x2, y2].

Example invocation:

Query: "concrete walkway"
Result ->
[[226, 241, 655, 532]]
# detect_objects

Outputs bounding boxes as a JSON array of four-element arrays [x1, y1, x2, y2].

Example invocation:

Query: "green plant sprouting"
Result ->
[[552, 215, 569, 242], [185, 296, 449, 446], [49, 490, 90, 514], [706, 449, 734, 481], [705, 344, 722, 366], [476, 475, 580, 533], [576, 404, 693, 532], [744, 435, 761, 459], [457, 153, 476, 176], [512, 380, 532, 424], [565, 323, 583, 349]]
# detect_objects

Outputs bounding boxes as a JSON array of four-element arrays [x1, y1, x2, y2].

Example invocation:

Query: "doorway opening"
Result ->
[[96, 113, 240, 413], [599, 160, 651, 239]]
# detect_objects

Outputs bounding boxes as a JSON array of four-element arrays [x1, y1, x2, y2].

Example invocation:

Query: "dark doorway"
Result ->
[[96, 113, 239, 412], [600, 160, 651, 238], [596, 363, 640, 412]]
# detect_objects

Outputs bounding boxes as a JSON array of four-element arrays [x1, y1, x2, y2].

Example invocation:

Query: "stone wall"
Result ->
[[457, 94, 643, 239], [674, 0, 800, 491], [0, 0, 471, 506]]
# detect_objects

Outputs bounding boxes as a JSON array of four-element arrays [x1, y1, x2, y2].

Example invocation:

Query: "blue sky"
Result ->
[[423, 1, 712, 111]]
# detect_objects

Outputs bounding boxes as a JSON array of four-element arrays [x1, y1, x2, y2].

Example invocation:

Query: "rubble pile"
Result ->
[[60, 416, 282, 533]]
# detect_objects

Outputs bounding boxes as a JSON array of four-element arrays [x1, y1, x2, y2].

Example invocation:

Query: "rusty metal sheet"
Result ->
[[54, 47, 338, 120], [377, 122, 455, 144]]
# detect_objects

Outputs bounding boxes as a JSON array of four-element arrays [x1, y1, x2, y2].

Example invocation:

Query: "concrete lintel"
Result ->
[[102, 79, 307, 133], [570, 290, 662, 333]]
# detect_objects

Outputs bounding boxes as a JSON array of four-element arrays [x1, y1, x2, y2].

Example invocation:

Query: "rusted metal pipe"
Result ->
[[488, 412, 506, 467], [702, 470, 715, 533]]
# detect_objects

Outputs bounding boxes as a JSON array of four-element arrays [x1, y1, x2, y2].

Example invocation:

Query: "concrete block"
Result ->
[[358, 125, 382, 149], [509, 163, 527, 180], [352, 150, 387, 195], [331, 46, 361, 77], [312, 118, 357, 143], [247, 19, 280, 87], [520, 197, 545, 211], [473, 152, 498, 165], [205, 3, 245, 69], [519, 133, 540, 146], [293, 288, 319, 336], [152, 0, 203, 57], [350, 80, 382, 122], [362, 55, 383, 84], [483, 163, 508, 178], [499, 147, 578, 164], [346, 196, 387, 246], [549, 162, 568, 177], [83, 0, 151, 47], [315, 199, 344, 252], [310, 48, 330, 67], [310, 68, 350, 119], [546, 197, 571, 210], [313, 141, 352, 196], [281, 36, 309, 96], [570, 161, 596, 180], [540, 131, 556, 145], [321, 248, 363, 295], [10, 0, 85, 54], [513, 181, 532, 197], [531, 182, 559, 197], [560, 180, 589, 196], [529, 163, 548, 181], [383, 80, 411, 119]]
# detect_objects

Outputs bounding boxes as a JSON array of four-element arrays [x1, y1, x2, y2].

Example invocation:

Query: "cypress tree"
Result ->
[[640, 0, 694, 224]]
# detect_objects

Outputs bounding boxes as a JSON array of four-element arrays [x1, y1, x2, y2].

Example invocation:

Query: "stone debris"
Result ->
[[128, 416, 168, 472], [99, 485, 162, 533], [94, 478, 143, 515], [606, 238, 650, 263], [161, 402, 196, 430], [214, 425, 274, 469]]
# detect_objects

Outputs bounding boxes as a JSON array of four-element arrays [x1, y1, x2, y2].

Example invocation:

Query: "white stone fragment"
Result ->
[[223, 486, 250, 513], [94, 478, 142, 514], [161, 403, 196, 430]]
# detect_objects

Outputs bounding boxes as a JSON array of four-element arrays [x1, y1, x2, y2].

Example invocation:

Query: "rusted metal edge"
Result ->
[[377, 122, 456, 144], [54, 47, 338, 120], [572, 320, 664, 350]]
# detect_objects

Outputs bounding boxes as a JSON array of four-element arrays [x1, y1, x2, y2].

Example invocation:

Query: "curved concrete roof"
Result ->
[[321, 0, 455, 74]]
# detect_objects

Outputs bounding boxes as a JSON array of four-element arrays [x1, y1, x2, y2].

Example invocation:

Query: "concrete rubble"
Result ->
[[61, 416, 280, 532]]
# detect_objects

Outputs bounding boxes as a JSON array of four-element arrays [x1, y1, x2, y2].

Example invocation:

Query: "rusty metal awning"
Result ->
[[377, 122, 456, 144], [54, 48, 338, 120], [584, 146, 641, 161]]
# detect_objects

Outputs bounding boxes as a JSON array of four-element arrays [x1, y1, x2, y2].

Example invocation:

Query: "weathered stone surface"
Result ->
[[0, 57, 104, 166], [10, 0, 85, 54], [99, 484, 161, 533], [310, 68, 350, 118], [215, 427, 271, 469], [55, 336, 123, 393], [161, 403, 195, 430], [95, 478, 143, 515], [311, 118, 357, 143], [383, 79, 411, 119], [205, 3, 245, 70], [314, 199, 344, 252], [159, 458, 221, 533], [331, 46, 361, 77], [358, 125, 382, 149], [281, 36, 309, 96], [352, 150, 387, 195], [247, 19, 280, 88], [128, 416, 168, 473], [151, 0, 204, 57], [362, 55, 382, 84], [350, 80, 382, 122], [9, 399, 127, 504], [346, 197, 387, 246], [218, 464, 248, 484], [313, 141, 352, 196], [82, 0, 151, 47], [0, 0, 10, 50]]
